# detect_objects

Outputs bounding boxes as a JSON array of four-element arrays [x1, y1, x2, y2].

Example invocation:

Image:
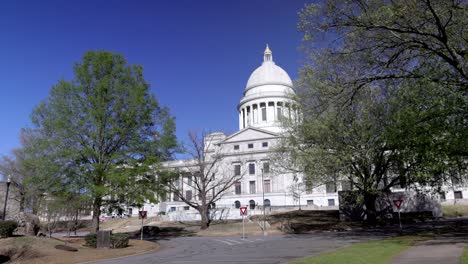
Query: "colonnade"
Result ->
[[239, 100, 298, 129]]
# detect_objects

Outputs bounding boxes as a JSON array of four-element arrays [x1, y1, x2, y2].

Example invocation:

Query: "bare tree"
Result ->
[[162, 131, 245, 229]]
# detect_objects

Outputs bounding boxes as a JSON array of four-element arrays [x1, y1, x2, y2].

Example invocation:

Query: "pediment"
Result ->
[[221, 127, 279, 144]]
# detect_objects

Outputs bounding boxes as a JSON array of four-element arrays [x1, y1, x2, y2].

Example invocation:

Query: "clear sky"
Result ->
[[0, 0, 311, 159]]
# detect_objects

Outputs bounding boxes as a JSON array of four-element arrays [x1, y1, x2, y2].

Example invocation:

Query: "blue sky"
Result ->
[[0, 0, 311, 159]]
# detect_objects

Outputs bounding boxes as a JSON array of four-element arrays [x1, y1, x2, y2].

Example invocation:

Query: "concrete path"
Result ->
[[390, 241, 465, 264]]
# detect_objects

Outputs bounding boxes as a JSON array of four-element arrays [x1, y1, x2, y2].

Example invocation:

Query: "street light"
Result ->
[[261, 168, 266, 236], [2, 176, 11, 221]]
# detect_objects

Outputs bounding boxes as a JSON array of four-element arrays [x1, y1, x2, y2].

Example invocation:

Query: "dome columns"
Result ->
[[239, 100, 297, 130]]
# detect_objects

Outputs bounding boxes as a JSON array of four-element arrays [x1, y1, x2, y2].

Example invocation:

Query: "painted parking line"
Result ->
[[213, 239, 235, 245], [224, 239, 244, 244]]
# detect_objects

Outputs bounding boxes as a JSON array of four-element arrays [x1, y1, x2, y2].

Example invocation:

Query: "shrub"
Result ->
[[111, 233, 130, 248], [84, 232, 129, 248], [0, 220, 18, 238], [84, 233, 97, 248]]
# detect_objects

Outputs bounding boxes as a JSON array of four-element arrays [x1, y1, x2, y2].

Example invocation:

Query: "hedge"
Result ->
[[0, 220, 18, 238], [84, 232, 130, 248]]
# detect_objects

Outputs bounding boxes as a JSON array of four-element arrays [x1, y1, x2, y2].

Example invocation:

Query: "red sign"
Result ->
[[240, 206, 247, 216], [393, 199, 403, 209], [139, 210, 147, 219]]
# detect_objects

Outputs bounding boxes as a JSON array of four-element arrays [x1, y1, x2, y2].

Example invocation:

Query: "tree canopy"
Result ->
[[282, 0, 467, 222], [26, 51, 178, 231]]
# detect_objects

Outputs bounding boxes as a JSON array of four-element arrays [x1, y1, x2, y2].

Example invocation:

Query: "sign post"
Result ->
[[139, 210, 147, 240], [240, 206, 247, 239], [393, 199, 403, 230]]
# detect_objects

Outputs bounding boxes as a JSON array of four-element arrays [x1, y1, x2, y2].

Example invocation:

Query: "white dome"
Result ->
[[245, 61, 293, 91], [237, 45, 297, 134]]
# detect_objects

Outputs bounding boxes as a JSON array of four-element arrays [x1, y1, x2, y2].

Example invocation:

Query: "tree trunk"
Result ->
[[364, 192, 378, 225], [74, 209, 79, 236], [199, 207, 211, 230], [92, 196, 102, 232]]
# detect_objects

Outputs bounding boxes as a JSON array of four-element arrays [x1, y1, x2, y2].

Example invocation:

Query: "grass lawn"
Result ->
[[442, 204, 468, 218], [291, 237, 425, 264], [0, 236, 159, 264], [462, 245, 468, 264]]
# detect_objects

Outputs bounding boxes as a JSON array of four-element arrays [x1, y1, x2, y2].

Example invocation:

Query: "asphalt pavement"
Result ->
[[92, 231, 390, 264]]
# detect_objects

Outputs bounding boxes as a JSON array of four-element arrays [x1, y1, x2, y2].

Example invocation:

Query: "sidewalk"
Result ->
[[390, 240, 465, 264]]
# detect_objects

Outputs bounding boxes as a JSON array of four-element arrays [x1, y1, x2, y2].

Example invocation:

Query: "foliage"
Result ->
[[463, 245, 468, 264], [0, 130, 49, 214], [110, 233, 130, 248], [0, 220, 18, 238], [25, 51, 179, 231], [158, 131, 245, 229], [84, 233, 97, 248], [291, 237, 419, 264], [283, 0, 467, 223]]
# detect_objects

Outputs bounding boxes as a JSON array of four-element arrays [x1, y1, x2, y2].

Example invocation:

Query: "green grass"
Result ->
[[291, 237, 423, 264], [462, 245, 468, 264], [442, 204, 468, 217]]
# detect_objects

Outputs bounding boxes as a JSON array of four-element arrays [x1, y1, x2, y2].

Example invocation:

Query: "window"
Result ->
[[248, 143, 254, 149], [249, 200, 256, 209], [170, 207, 176, 212], [234, 200, 241, 209], [249, 181, 256, 194], [263, 179, 271, 193], [262, 142, 268, 147], [264, 199, 271, 208], [261, 107, 266, 121], [326, 182, 337, 193], [234, 164, 241, 176], [249, 163, 255, 175], [454, 191, 463, 199], [184, 206, 190, 211], [173, 193, 179, 202], [328, 199, 335, 206], [187, 175, 192, 186], [305, 179, 313, 194], [440, 192, 446, 201], [235, 182, 241, 194], [234, 145, 239, 150], [185, 190, 192, 201], [277, 107, 282, 118], [263, 162, 270, 174], [341, 180, 352, 191], [307, 200, 314, 205]]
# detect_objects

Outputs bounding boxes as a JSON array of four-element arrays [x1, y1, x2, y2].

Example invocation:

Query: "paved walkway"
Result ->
[[390, 241, 465, 264]]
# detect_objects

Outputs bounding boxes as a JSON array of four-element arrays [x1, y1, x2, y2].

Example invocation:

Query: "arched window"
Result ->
[[234, 201, 241, 209], [249, 200, 256, 209], [264, 199, 271, 208]]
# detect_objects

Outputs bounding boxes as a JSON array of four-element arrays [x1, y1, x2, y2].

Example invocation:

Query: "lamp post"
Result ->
[[2, 176, 11, 221], [261, 168, 266, 236]]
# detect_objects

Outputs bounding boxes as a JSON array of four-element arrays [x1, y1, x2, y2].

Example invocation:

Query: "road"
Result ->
[[93, 231, 391, 264]]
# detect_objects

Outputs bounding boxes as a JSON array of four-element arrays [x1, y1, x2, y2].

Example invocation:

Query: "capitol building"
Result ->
[[132, 46, 343, 220]]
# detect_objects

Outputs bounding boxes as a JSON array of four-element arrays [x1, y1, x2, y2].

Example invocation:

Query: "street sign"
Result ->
[[139, 210, 147, 219], [240, 206, 247, 216], [393, 199, 403, 209]]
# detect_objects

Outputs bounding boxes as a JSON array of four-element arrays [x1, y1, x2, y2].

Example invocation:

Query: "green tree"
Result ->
[[28, 51, 178, 231], [283, 0, 467, 223]]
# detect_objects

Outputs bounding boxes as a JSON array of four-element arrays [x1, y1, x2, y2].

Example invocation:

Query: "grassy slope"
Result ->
[[291, 237, 421, 264], [442, 204, 468, 218]]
